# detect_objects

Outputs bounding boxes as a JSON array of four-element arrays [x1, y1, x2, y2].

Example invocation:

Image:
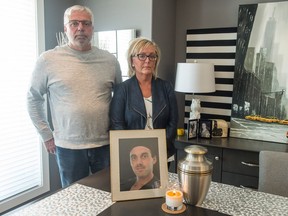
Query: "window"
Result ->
[[94, 29, 136, 81], [0, 0, 49, 213]]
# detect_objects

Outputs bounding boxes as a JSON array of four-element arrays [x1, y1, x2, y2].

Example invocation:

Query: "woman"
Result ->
[[201, 123, 211, 138], [110, 37, 178, 157]]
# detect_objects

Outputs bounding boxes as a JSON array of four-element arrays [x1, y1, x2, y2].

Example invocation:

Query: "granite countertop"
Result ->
[[8, 173, 288, 216], [7, 184, 114, 216], [168, 173, 288, 216]]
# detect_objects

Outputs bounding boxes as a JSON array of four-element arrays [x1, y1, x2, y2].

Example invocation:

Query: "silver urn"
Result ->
[[177, 145, 213, 205]]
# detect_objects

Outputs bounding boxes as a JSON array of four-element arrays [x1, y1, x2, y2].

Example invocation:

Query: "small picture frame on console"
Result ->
[[198, 119, 212, 139], [187, 119, 198, 139]]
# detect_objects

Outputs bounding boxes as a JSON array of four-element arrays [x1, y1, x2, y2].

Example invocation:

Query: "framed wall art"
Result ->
[[110, 129, 168, 201], [230, 2, 288, 144], [184, 27, 237, 129]]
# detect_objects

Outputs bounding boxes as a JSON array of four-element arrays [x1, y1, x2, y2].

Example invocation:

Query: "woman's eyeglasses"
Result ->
[[133, 54, 158, 61]]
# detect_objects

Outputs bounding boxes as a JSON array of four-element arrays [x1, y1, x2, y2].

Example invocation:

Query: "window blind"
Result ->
[[0, 0, 49, 213]]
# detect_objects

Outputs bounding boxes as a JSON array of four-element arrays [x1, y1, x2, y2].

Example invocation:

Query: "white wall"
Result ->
[[84, 0, 152, 38]]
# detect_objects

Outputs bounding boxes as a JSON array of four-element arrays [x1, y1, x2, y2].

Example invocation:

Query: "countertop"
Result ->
[[7, 168, 288, 216]]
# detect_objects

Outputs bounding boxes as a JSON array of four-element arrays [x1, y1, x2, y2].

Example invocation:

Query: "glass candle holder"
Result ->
[[165, 189, 183, 211]]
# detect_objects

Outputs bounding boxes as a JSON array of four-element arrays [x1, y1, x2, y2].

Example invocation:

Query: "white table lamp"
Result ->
[[175, 62, 216, 119]]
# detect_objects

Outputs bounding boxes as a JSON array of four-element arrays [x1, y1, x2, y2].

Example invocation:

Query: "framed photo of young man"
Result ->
[[198, 119, 212, 139], [187, 119, 198, 139], [110, 129, 168, 201]]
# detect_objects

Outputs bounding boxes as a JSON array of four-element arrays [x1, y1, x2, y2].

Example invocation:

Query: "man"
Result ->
[[120, 145, 160, 191], [27, 5, 122, 187]]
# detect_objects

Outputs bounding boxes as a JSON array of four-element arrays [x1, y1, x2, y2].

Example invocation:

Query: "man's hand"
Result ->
[[44, 138, 56, 154]]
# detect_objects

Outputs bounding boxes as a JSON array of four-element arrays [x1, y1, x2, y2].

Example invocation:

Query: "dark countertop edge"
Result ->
[[175, 136, 288, 153]]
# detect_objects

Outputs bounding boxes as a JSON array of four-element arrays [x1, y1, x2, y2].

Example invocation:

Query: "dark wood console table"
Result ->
[[174, 136, 288, 188]]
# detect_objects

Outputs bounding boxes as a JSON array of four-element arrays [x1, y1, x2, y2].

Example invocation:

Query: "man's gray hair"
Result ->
[[63, 5, 94, 25]]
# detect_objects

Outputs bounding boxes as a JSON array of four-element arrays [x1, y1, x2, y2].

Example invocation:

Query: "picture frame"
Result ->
[[230, 2, 288, 144], [211, 119, 228, 138], [198, 119, 212, 139], [110, 129, 168, 201], [187, 119, 198, 139]]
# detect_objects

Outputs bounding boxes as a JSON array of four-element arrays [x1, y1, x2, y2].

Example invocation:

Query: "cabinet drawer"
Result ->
[[222, 172, 258, 189], [204, 146, 222, 183], [222, 149, 259, 177]]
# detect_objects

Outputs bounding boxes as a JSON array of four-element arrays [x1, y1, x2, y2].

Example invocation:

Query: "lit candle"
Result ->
[[165, 189, 183, 211]]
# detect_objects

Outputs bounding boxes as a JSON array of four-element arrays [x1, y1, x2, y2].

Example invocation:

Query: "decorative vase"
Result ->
[[177, 145, 213, 205]]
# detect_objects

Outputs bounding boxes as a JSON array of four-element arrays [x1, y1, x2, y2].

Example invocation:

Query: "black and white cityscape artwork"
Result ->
[[230, 2, 288, 144]]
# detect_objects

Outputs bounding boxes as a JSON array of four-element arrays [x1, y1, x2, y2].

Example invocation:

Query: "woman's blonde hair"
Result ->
[[127, 37, 161, 78]]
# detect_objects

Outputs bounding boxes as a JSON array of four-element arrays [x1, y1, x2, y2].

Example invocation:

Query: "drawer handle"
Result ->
[[214, 156, 219, 161], [241, 161, 259, 167]]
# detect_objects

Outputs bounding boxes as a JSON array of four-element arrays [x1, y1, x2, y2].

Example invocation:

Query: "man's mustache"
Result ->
[[135, 164, 145, 169]]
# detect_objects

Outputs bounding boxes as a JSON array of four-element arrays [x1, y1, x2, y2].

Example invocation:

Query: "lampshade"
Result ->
[[175, 62, 216, 93]]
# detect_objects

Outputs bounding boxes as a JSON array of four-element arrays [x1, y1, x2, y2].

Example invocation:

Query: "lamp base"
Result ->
[[189, 98, 201, 120]]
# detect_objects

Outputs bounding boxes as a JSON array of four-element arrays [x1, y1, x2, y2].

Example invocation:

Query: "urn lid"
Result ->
[[178, 145, 213, 174], [184, 145, 207, 155]]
